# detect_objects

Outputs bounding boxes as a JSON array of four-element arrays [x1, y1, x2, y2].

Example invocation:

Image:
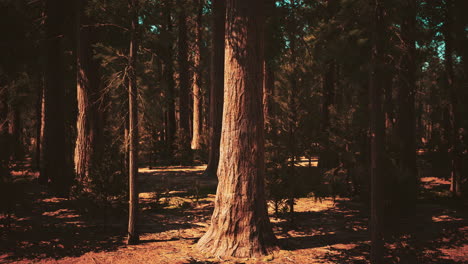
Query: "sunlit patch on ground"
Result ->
[[1, 164, 467, 263]]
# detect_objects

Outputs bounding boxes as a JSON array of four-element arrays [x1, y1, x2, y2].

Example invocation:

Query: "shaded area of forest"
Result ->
[[1, 163, 466, 263]]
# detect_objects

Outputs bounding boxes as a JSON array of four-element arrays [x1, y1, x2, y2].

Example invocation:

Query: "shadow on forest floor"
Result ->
[[0, 163, 467, 263]]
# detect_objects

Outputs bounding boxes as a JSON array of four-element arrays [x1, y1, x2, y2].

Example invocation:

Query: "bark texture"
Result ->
[[204, 0, 225, 177], [191, 0, 203, 150], [74, 0, 103, 185], [197, 0, 277, 257]]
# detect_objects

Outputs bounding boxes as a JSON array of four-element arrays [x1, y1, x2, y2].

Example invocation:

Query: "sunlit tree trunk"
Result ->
[[127, 0, 139, 245], [204, 0, 225, 178], [177, 3, 191, 152], [74, 0, 103, 186], [197, 0, 277, 257], [191, 0, 203, 151]]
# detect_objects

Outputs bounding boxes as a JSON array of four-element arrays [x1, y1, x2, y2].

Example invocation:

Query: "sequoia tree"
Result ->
[[74, 0, 103, 185], [197, 0, 277, 257], [191, 0, 203, 151], [204, 0, 225, 178], [40, 0, 72, 195]]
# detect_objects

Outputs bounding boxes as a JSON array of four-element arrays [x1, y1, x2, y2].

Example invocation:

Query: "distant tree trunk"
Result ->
[[287, 26, 298, 221], [204, 0, 225, 178], [398, 0, 418, 206], [177, 3, 191, 150], [127, 0, 140, 245], [444, 0, 462, 197], [197, 0, 277, 257], [369, 0, 385, 262], [74, 0, 103, 186], [191, 0, 203, 151], [162, 7, 176, 157], [321, 61, 335, 131], [34, 78, 44, 171], [9, 107, 23, 160], [0, 82, 10, 180], [42, 0, 72, 195]]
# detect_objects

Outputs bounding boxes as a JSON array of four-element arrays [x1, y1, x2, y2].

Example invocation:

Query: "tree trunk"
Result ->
[[204, 0, 225, 178], [177, 3, 191, 150], [42, 0, 72, 195], [74, 0, 103, 186], [197, 0, 277, 257], [34, 78, 44, 171], [398, 0, 418, 207], [127, 0, 140, 245], [0, 82, 9, 180], [191, 0, 203, 151], [444, 0, 462, 197], [162, 6, 176, 158], [369, 0, 385, 262]]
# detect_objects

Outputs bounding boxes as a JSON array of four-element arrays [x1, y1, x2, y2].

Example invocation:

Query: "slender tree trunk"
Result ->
[[74, 0, 103, 186], [444, 0, 462, 197], [197, 0, 277, 257], [127, 0, 139, 245], [191, 0, 203, 151], [321, 61, 335, 132], [178, 3, 191, 150], [398, 0, 418, 207], [370, 0, 385, 262], [9, 107, 22, 161], [204, 0, 225, 178], [0, 82, 10, 180], [34, 78, 44, 171], [43, 0, 72, 195], [161, 6, 176, 158]]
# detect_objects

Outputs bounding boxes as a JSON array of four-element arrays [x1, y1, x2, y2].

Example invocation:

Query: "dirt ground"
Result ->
[[1, 165, 467, 264]]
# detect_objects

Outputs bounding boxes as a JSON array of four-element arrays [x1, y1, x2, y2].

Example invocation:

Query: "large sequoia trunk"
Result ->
[[191, 0, 203, 151], [74, 0, 103, 185], [197, 0, 277, 257], [204, 0, 225, 178], [42, 0, 72, 195]]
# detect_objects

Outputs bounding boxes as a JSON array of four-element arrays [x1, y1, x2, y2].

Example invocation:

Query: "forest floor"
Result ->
[[0, 163, 467, 264]]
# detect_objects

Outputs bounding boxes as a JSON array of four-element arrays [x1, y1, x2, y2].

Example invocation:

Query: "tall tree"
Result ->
[[127, 0, 140, 245], [397, 0, 418, 207], [369, 0, 385, 262], [0, 82, 9, 180], [177, 2, 191, 151], [444, 0, 462, 197], [197, 0, 277, 257], [204, 0, 225, 178], [40, 0, 72, 195], [74, 0, 103, 185], [162, 5, 176, 156], [191, 0, 203, 151]]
